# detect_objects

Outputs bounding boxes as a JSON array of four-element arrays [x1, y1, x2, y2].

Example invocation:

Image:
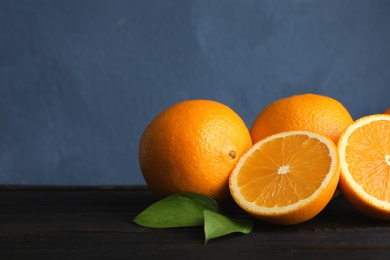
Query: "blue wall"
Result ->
[[1, 0, 389, 185]]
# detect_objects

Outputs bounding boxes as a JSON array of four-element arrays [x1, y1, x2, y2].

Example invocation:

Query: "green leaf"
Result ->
[[203, 210, 253, 245], [133, 193, 221, 228]]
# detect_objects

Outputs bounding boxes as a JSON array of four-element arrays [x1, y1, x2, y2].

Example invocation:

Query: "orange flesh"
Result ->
[[237, 135, 332, 207], [345, 120, 390, 202]]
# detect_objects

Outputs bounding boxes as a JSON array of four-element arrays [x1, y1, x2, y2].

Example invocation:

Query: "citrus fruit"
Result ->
[[138, 99, 252, 202], [229, 131, 340, 225], [250, 93, 353, 144], [384, 108, 390, 114], [337, 114, 390, 220]]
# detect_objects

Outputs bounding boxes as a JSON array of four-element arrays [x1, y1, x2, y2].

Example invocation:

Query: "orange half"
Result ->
[[338, 114, 390, 220], [229, 131, 340, 225]]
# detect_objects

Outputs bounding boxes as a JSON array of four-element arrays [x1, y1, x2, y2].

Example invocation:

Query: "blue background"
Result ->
[[1, 0, 389, 186]]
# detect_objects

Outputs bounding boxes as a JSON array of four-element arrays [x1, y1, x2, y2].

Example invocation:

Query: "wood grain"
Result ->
[[1, 187, 390, 259]]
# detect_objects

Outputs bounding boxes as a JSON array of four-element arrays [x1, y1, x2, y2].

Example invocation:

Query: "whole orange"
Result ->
[[250, 93, 353, 144], [138, 100, 252, 202], [384, 108, 390, 114]]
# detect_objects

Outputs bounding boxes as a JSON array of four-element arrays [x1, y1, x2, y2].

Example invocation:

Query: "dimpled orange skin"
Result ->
[[138, 100, 252, 202], [250, 94, 353, 145]]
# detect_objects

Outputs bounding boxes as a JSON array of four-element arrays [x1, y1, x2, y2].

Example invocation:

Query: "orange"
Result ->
[[384, 108, 390, 114], [138, 99, 252, 202], [337, 114, 390, 220], [250, 93, 353, 145], [229, 131, 340, 225]]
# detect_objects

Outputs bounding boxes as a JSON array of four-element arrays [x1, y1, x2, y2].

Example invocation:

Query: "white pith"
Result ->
[[278, 165, 290, 175]]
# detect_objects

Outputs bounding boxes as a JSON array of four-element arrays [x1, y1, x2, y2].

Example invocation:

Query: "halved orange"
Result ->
[[229, 131, 340, 225], [338, 114, 390, 220]]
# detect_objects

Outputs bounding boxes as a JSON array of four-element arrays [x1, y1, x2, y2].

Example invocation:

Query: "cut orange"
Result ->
[[229, 131, 340, 225], [338, 114, 390, 220]]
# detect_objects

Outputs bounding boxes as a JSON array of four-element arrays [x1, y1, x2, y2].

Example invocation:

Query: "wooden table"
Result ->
[[1, 186, 390, 259]]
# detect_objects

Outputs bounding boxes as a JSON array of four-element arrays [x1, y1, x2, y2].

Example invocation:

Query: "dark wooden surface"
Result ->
[[1, 186, 390, 259]]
